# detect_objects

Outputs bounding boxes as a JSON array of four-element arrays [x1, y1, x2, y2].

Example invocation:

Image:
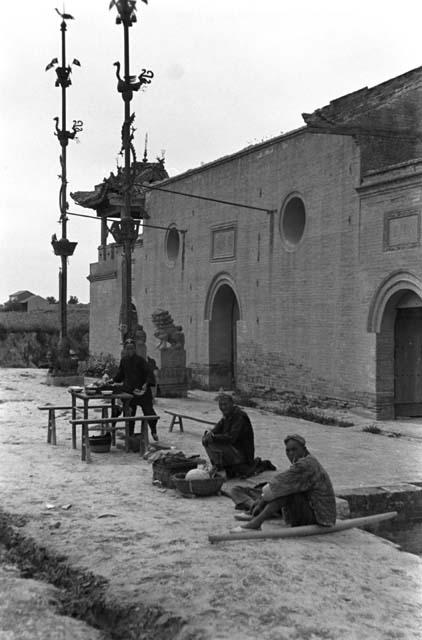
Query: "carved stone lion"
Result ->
[[151, 309, 185, 350]]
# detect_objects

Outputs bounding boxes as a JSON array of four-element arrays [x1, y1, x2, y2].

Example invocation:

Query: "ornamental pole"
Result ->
[[109, 0, 153, 344], [45, 9, 83, 381]]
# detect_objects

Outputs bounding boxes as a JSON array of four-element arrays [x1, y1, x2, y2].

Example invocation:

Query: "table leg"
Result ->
[[111, 399, 116, 446]]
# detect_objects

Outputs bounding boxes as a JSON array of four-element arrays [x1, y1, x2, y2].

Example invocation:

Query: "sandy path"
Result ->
[[0, 369, 421, 640]]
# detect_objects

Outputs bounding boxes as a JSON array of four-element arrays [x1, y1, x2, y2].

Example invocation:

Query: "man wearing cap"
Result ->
[[233, 434, 336, 530], [112, 339, 159, 441], [202, 394, 255, 477]]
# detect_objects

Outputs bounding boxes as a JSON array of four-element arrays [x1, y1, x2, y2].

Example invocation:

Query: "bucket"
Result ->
[[89, 432, 112, 453]]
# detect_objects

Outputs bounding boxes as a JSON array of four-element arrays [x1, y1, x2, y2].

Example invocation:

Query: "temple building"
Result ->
[[73, 67, 422, 419]]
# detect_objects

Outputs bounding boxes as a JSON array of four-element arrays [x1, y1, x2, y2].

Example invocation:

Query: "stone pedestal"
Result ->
[[158, 348, 188, 397]]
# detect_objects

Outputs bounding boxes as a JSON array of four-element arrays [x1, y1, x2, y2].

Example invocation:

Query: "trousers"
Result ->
[[229, 485, 316, 527], [113, 387, 158, 436], [204, 441, 245, 469]]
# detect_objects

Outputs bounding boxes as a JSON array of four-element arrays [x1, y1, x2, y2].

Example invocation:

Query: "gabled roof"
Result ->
[[302, 66, 422, 140], [9, 290, 35, 302]]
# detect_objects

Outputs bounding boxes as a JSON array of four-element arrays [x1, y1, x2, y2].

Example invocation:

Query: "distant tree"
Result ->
[[46, 296, 57, 304], [68, 295, 79, 305]]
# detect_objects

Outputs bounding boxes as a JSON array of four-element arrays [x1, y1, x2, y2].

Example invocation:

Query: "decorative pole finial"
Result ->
[[109, 0, 153, 344], [143, 132, 148, 163], [45, 10, 83, 380]]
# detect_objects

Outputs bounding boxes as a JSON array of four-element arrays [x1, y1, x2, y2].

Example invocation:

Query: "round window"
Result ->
[[166, 227, 180, 263], [280, 195, 306, 249]]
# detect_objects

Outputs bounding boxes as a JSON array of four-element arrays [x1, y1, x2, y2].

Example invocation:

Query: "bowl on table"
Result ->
[[85, 386, 98, 396]]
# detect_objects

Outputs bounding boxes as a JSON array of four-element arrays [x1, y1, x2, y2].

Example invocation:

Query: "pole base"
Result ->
[[46, 372, 85, 387]]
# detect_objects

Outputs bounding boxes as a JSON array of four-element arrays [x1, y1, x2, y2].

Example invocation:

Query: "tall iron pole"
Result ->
[[46, 10, 82, 378], [109, 0, 153, 344]]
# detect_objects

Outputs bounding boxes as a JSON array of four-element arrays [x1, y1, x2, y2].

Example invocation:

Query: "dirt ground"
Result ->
[[1, 368, 422, 640]]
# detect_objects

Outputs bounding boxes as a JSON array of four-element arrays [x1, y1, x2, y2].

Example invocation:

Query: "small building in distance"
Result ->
[[76, 67, 422, 420], [6, 291, 50, 312]]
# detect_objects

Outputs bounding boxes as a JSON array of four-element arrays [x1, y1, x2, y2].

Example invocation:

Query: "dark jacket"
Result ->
[[114, 354, 153, 392], [211, 406, 255, 465]]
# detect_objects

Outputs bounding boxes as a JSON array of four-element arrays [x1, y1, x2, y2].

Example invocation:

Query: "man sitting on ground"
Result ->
[[202, 394, 255, 478], [232, 434, 336, 531]]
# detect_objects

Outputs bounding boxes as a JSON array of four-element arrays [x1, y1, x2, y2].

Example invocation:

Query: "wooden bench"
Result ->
[[164, 410, 215, 433], [69, 415, 160, 462], [38, 404, 112, 446]]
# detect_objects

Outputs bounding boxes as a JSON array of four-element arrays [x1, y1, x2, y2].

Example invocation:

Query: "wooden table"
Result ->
[[68, 389, 133, 460]]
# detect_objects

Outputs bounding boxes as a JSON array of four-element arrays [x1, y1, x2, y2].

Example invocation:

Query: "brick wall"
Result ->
[[88, 129, 422, 415], [135, 130, 378, 403]]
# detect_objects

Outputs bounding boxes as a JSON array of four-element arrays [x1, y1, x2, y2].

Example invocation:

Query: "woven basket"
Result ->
[[89, 433, 111, 453], [152, 458, 205, 488], [172, 472, 224, 497]]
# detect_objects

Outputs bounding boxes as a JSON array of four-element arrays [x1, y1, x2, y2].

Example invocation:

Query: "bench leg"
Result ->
[[81, 425, 86, 461], [85, 426, 92, 463], [81, 425, 91, 463], [51, 411, 57, 445], [169, 415, 177, 432], [124, 419, 130, 453], [169, 415, 184, 433], [140, 421, 149, 457], [72, 424, 77, 449], [47, 409, 53, 444]]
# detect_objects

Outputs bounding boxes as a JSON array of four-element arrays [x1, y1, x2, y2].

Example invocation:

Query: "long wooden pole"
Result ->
[[208, 511, 398, 543]]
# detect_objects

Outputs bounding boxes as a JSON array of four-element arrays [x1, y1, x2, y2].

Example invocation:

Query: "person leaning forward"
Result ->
[[112, 340, 159, 441], [202, 394, 255, 477], [232, 434, 336, 531]]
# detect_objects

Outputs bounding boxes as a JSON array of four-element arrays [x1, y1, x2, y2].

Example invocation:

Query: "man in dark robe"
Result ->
[[112, 340, 159, 440], [231, 434, 336, 531], [202, 394, 255, 477]]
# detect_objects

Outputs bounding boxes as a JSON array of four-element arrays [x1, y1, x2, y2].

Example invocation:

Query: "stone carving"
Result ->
[[152, 309, 185, 350], [151, 309, 187, 397]]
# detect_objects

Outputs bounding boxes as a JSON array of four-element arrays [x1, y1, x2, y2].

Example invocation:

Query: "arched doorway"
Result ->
[[369, 272, 422, 418], [394, 292, 422, 416], [208, 284, 240, 390]]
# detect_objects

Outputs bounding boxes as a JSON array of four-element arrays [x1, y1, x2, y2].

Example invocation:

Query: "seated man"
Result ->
[[111, 339, 159, 441], [233, 434, 336, 531], [202, 394, 255, 478]]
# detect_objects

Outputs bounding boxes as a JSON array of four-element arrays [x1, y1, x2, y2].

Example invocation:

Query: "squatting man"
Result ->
[[230, 433, 336, 532]]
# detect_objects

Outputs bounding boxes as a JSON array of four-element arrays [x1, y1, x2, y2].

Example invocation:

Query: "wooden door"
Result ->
[[394, 308, 422, 416]]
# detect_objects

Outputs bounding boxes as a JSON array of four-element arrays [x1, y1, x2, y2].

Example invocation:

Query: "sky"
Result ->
[[1, 0, 421, 304]]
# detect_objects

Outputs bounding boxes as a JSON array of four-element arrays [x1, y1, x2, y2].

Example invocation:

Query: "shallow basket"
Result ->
[[172, 472, 224, 497], [152, 458, 205, 488], [89, 433, 111, 454]]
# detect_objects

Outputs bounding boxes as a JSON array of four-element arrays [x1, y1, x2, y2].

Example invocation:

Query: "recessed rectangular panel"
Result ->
[[210, 224, 237, 261]]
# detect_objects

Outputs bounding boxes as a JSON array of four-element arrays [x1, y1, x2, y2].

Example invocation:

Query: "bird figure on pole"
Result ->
[[55, 8, 74, 20]]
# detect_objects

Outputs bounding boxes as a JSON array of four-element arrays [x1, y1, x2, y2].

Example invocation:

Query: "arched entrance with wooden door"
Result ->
[[205, 274, 241, 390], [368, 271, 422, 418]]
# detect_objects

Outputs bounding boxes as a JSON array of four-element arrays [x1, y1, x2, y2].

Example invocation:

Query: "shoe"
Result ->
[[151, 433, 159, 442], [234, 513, 253, 522]]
